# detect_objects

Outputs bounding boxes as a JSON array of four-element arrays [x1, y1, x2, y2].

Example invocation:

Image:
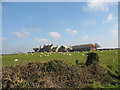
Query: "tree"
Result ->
[[33, 48, 39, 52], [86, 53, 99, 66], [94, 43, 100, 48]]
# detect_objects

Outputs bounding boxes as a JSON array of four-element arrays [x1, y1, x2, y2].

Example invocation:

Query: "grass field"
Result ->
[[2, 50, 118, 67], [2, 50, 119, 88]]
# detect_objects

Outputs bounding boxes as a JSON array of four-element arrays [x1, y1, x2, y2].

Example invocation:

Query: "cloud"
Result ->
[[77, 35, 89, 44], [11, 27, 42, 38], [21, 27, 42, 33], [102, 13, 117, 23], [107, 13, 113, 21], [110, 24, 118, 36], [110, 29, 118, 36], [66, 28, 78, 35], [83, 0, 113, 11], [82, 35, 89, 41], [2, 44, 34, 54], [35, 38, 50, 44], [82, 20, 96, 26], [48, 32, 61, 38], [12, 31, 30, 38], [97, 35, 104, 38], [0, 37, 7, 41]]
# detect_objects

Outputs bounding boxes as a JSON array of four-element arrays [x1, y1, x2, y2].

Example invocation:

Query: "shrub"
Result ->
[[86, 53, 99, 66], [2, 60, 119, 88]]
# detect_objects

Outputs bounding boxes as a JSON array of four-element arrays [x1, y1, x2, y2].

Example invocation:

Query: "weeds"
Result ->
[[2, 59, 119, 88]]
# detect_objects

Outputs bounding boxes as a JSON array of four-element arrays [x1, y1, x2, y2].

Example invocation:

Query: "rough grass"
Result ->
[[2, 50, 118, 67], [2, 50, 119, 88], [3, 60, 119, 89]]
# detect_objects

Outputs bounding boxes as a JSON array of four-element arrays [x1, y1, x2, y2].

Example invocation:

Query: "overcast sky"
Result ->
[[1, 1, 118, 54]]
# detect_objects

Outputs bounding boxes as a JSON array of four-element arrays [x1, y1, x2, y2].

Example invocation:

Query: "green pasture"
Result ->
[[2, 50, 118, 67]]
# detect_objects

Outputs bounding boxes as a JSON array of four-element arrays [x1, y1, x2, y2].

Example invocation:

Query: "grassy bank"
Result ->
[[2, 60, 120, 88], [2, 50, 118, 67]]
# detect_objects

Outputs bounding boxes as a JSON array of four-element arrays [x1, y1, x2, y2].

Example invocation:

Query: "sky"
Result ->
[[1, 1, 118, 54]]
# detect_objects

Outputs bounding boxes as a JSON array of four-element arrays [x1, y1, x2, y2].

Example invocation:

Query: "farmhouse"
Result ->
[[39, 44, 58, 52], [33, 43, 100, 52]]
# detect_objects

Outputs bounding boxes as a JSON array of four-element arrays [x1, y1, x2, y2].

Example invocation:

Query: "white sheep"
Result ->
[[25, 53, 28, 56], [69, 54, 71, 56], [14, 59, 18, 62], [82, 54, 84, 56], [39, 55, 41, 57], [63, 53, 65, 55]]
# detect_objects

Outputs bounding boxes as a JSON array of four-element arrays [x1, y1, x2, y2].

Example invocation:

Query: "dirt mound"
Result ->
[[2, 60, 112, 88]]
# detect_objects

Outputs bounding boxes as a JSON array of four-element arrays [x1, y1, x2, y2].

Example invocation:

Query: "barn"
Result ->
[[33, 43, 100, 52], [71, 43, 99, 52]]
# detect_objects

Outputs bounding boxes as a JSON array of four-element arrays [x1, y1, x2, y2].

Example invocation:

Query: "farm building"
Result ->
[[71, 43, 99, 52], [33, 43, 100, 52], [39, 44, 58, 52], [58, 46, 72, 52], [97, 47, 119, 51], [51, 46, 58, 52]]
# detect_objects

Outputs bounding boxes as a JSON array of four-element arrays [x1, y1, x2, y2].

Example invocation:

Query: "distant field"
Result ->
[[2, 50, 118, 67]]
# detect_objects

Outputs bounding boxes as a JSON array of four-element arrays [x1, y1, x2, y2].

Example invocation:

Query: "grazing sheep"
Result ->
[[69, 54, 71, 56], [40, 53, 44, 55], [63, 53, 65, 55], [82, 54, 84, 56], [25, 53, 28, 56], [14, 59, 18, 62]]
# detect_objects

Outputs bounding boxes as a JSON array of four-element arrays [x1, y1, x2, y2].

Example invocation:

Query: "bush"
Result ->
[[102, 64, 120, 80], [2, 60, 119, 88], [86, 53, 99, 66]]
